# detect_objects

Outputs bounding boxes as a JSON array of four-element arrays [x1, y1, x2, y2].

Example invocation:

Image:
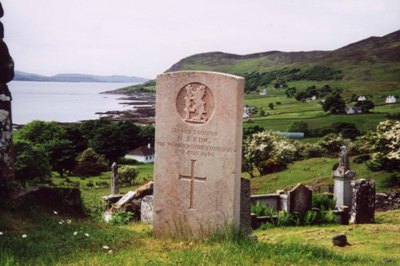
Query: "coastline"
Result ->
[[95, 92, 156, 124]]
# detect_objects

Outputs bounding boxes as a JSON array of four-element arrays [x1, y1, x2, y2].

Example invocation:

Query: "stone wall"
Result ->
[[0, 1, 15, 196], [375, 191, 400, 211]]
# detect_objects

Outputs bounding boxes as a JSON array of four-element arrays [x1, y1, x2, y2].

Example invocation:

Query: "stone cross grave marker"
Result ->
[[110, 162, 119, 195], [153, 71, 244, 237]]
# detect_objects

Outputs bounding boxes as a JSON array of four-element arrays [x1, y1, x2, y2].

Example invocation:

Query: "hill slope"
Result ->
[[116, 29, 400, 97], [167, 29, 400, 81], [14, 71, 149, 83]]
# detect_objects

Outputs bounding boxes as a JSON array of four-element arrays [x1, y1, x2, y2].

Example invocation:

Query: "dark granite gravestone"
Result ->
[[287, 183, 312, 215], [350, 179, 375, 224]]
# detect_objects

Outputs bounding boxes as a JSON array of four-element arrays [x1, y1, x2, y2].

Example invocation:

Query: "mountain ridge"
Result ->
[[14, 71, 149, 83]]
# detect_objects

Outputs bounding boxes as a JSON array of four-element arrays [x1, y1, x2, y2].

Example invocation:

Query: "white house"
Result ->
[[386, 95, 397, 104], [358, 96, 367, 101], [125, 143, 155, 163], [259, 89, 267, 96], [345, 105, 362, 115], [243, 106, 251, 118]]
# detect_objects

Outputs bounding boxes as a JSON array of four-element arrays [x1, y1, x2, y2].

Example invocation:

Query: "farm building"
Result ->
[[125, 143, 155, 163], [386, 95, 397, 104]]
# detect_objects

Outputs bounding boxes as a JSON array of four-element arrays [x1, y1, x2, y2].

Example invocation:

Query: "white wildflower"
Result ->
[[73, 231, 78, 236], [108, 250, 113, 254], [53, 211, 58, 215], [102, 245, 110, 250], [85, 233, 89, 237], [59, 221, 63, 225], [22, 234, 27, 238], [0, 232, 3, 235], [66, 219, 72, 224]]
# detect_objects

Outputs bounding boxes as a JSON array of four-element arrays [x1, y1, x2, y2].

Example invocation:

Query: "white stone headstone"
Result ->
[[153, 71, 244, 237], [141, 195, 153, 224]]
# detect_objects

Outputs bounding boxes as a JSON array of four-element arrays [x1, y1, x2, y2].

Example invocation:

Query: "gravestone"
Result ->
[[287, 183, 312, 215], [332, 145, 356, 210], [153, 71, 244, 237], [350, 179, 375, 224], [240, 178, 251, 233], [0, 1, 15, 196], [110, 162, 119, 195], [141, 195, 153, 224]]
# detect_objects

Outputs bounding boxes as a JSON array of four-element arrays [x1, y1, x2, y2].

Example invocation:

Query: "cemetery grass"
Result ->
[[1, 204, 399, 266], [1, 205, 399, 265]]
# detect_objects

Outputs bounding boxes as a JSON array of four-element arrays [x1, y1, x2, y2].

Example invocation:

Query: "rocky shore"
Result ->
[[96, 92, 156, 124]]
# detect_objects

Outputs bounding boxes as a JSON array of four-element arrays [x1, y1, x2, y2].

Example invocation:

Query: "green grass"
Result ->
[[251, 157, 394, 194], [1, 206, 399, 265]]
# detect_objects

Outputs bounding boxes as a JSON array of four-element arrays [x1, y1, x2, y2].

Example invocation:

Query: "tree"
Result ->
[[14, 120, 64, 144], [73, 148, 108, 176], [243, 130, 297, 176], [362, 120, 400, 172], [355, 100, 375, 113], [45, 139, 77, 177], [285, 87, 296, 98], [257, 108, 266, 116], [14, 140, 51, 186], [322, 94, 346, 114], [15, 121, 85, 177], [287, 121, 309, 135], [268, 103, 274, 110], [87, 121, 141, 164], [331, 122, 360, 139]]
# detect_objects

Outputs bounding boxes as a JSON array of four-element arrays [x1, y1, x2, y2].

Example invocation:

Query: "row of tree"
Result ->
[[14, 120, 154, 184]]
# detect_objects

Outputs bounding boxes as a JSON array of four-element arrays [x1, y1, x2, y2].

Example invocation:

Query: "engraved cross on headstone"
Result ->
[[179, 159, 207, 209]]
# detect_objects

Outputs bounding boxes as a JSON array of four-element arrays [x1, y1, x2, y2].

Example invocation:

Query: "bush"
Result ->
[[312, 194, 336, 211], [109, 211, 133, 226], [117, 157, 140, 165], [299, 143, 325, 159], [73, 148, 108, 176], [316, 134, 351, 156], [362, 120, 400, 172], [119, 166, 139, 187], [381, 174, 400, 188], [287, 121, 309, 135], [251, 202, 274, 217], [353, 154, 371, 164], [259, 210, 336, 229], [258, 159, 286, 175], [86, 180, 94, 188]]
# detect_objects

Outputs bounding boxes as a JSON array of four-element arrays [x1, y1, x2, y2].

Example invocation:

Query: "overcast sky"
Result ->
[[2, 0, 400, 79]]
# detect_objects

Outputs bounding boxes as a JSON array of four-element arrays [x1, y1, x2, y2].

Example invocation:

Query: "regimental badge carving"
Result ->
[[176, 82, 215, 124]]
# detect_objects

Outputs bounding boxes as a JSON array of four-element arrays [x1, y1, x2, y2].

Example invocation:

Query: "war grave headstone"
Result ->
[[153, 71, 244, 237]]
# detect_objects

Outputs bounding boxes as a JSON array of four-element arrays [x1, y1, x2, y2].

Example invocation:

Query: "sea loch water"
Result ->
[[8, 81, 134, 124]]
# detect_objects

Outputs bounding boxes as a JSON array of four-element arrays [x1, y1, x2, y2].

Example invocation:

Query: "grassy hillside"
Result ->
[[165, 30, 400, 97], [117, 30, 400, 98]]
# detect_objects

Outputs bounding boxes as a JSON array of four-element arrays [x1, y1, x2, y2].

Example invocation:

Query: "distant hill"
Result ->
[[167, 30, 400, 79], [14, 71, 149, 83], [113, 29, 400, 97]]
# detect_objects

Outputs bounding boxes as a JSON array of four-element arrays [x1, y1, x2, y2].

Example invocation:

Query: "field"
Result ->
[[243, 87, 400, 133]]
